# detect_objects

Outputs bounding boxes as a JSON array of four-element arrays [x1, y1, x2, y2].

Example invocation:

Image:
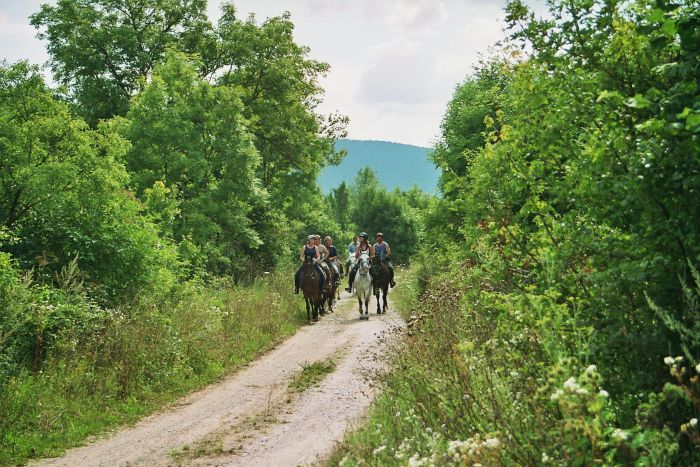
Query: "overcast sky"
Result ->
[[0, 0, 547, 147]]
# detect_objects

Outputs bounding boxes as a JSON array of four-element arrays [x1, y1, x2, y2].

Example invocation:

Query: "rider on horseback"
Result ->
[[374, 232, 396, 288], [294, 234, 326, 294], [345, 232, 374, 292], [315, 234, 332, 277], [324, 236, 342, 287]]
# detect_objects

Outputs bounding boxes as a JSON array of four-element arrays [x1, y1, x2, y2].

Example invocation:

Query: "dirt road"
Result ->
[[37, 291, 402, 467]]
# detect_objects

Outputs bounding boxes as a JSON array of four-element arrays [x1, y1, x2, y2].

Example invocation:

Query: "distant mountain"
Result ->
[[318, 139, 439, 194]]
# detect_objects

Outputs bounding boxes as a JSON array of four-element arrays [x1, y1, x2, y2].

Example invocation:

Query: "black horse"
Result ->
[[371, 257, 390, 314]]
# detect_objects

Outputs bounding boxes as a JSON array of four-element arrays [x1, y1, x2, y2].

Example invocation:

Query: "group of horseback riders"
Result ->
[[293, 231, 396, 295]]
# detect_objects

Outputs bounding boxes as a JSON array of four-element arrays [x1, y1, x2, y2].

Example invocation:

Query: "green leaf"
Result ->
[[625, 94, 651, 109]]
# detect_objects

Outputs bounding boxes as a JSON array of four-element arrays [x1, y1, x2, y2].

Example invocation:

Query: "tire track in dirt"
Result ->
[[36, 290, 403, 466]]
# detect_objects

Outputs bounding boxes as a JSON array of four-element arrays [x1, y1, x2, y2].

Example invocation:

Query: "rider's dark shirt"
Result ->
[[304, 245, 316, 259], [327, 245, 337, 258]]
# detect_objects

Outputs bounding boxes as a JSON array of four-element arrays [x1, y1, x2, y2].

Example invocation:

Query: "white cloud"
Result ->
[[387, 0, 447, 30], [0, 12, 34, 36], [356, 36, 439, 106]]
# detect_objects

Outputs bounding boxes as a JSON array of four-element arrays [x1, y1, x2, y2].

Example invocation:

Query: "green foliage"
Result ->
[[0, 61, 177, 301], [124, 50, 261, 277], [30, 0, 213, 124], [333, 0, 700, 464]]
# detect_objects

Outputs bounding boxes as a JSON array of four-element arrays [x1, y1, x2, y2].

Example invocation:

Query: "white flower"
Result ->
[[551, 389, 564, 401], [612, 428, 629, 441], [563, 377, 580, 391], [690, 418, 698, 427], [372, 445, 387, 455], [576, 387, 590, 396], [585, 364, 597, 374], [695, 363, 700, 373], [664, 356, 675, 366], [510, 370, 519, 378], [484, 437, 500, 449], [542, 452, 551, 463], [675, 356, 684, 363], [599, 389, 609, 398]]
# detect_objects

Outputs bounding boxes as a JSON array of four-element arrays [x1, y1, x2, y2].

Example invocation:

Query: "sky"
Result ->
[[0, 0, 548, 147]]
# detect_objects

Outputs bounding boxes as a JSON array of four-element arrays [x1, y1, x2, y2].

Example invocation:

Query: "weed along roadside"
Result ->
[[0, 267, 306, 465]]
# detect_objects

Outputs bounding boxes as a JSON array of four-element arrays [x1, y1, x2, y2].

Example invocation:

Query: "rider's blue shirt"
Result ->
[[348, 242, 356, 254], [375, 242, 388, 260]]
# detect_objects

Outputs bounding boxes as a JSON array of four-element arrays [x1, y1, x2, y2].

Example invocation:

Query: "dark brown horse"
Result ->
[[371, 257, 389, 314], [301, 257, 323, 322]]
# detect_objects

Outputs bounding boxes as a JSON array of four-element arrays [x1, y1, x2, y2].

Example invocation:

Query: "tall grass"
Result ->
[[0, 266, 305, 465], [328, 260, 699, 466]]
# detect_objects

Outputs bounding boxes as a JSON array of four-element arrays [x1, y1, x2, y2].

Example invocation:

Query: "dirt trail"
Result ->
[[37, 290, 402, 467]]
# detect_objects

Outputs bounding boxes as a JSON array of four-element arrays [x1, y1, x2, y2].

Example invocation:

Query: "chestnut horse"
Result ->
[[300, 257, 324, 321]]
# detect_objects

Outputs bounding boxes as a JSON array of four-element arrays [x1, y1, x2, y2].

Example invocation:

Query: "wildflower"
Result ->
[[611, 428, 629, 442], [542, 452, 551, 463], [372, 445, 387, 455], [576, 387, 590, 395], [510, 370, 519, 378], [585, 364, 597, 374], [484, 437, 500, 449], [664, 356, 674, 366], [691, 418, 698, 428], [675, 356, 684, 363], [696, 363, 700, 373], [563, 377, 580, 391], [551, 389, 564, 401], [598, 389, 609, 398]]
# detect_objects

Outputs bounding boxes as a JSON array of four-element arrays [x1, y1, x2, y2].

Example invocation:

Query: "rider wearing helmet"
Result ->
[[345, 232, 375, 292], [373, 232, 396, 288], [294, 234, 326, 294]]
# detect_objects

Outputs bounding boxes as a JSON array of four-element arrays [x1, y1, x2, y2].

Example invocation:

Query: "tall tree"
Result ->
[[124, 51, 261, 276], [0, 61, 174, 299], [31, 0, 213, 125]]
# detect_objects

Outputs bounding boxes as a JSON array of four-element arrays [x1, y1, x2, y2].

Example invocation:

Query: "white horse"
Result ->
[[354, 253, 373, 320]]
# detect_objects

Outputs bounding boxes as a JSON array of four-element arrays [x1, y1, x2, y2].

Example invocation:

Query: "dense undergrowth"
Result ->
[[0, 260, 304, 465], [330, 0, 700, 465]]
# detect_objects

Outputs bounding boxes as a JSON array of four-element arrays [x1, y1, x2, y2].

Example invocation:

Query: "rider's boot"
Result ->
[[345, 270, 355, 292]]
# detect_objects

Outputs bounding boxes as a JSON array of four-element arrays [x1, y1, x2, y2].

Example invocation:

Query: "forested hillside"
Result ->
[[334, 0, 700, 465], [318, 140, 439, 194]]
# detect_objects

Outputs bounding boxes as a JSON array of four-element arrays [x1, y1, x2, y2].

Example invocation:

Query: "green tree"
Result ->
[[0, 61, 175, 300], [124, 51, 261, 276], [31, 0, 213, 125]]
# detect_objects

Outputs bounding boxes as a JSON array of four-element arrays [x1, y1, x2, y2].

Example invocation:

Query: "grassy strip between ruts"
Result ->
[[0, 266, 306, 465], [288, 358, 337, 393]]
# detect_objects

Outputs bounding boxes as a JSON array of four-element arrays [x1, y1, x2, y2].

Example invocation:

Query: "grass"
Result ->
[[0, 266, 307, 466], [288, 359, 337, 393]]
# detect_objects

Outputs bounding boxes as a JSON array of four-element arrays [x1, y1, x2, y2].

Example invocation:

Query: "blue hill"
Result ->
[[319, 139, 439, 194]]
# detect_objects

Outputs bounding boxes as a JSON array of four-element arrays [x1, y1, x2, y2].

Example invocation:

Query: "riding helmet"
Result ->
[[307, 234, 315, 240], [359, 232, 368, 239], [376, 232, 383, 238]]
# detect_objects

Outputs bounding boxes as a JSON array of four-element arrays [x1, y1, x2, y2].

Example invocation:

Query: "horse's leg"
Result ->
[[375, 286, 381, 314], [383, 286, 388, 313]]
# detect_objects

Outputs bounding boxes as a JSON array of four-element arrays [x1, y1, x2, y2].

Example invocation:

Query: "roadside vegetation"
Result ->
[[0, 1, 432, 464], [331, 0, 700, 465]]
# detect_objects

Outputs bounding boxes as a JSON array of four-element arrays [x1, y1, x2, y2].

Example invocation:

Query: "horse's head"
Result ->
[[358, 253, 371, 275]]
